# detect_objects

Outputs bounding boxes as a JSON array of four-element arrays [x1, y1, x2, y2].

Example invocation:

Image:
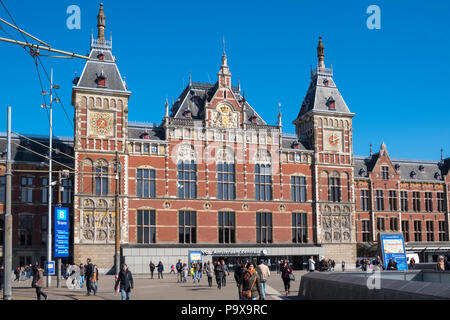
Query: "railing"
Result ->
[[311, 67, 333, 77], [91, 38, 112, 49]]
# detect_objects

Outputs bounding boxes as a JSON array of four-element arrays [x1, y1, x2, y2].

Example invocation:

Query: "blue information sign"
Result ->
[[54, 207, 70, 258], [44, 261, 55, 275], [189, 251, 203, 264], [380, 233, 407, 271]]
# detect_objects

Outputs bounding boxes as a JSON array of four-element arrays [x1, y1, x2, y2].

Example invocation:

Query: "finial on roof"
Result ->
[[165, 98, 169, 117], [97, 3, 106, 42], [370, 143, 373, 156], [189, 72, 192, 87], [278, 103, 282, 127], [238, 77, 241, 92], [441, 147, 444, 161], [317, 36, 325, 69]]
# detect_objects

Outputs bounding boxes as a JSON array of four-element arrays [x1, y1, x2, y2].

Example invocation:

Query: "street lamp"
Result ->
[[41, 68, 60, 287]]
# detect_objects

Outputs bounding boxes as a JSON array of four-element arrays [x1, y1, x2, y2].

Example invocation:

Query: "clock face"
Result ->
[[324, 130, 343, 151], [89, 111, 114, 137]]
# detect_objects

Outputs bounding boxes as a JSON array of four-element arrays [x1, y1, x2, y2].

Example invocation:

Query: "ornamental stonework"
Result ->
[[321, 204, 352, 243]]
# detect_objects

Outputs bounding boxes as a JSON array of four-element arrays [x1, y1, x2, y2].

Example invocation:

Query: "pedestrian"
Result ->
[[64, 264, 70, 279], [176, 259, 183, 282], [114, 264, 134, 300], [205, 260, 214, 287], [157, 261, 164, 279], [85, 258, 94, 296], [31, 262, 39, 288], [199, 262, 203, 279], [182, 263, 188, 282], [14, 267, 20, 281], [281, 260, 293, 296], [0, 265, 4, 291], [256, 259, 270, 300], [221, 260, 229, 287], [341, 260, 346, 272], [445, 255, 450, 271], [149, 261, 155, 279], [79, 263, 85, 288], [214, 261, 224, 289], [193, 261, 200, 283], [435, 256, 445, 271], [91, 264, 99, 295], [170, 264, 175, 274], [331, 260, 335, 271], [409, 257, 415, 270], [34, 264, 48, 300], [387, 258, 397, 271], [61, 263, 66, 280], [308, 256, 315, 272], [234, 261, 246, 299], [239, 262, 261, 301]]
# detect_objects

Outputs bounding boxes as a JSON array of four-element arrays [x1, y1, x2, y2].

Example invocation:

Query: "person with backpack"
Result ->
[[114, 264, 134, 300], [149, 261, 155, 279], [239, 262, 261, 301], [176, 259, 183, 282]]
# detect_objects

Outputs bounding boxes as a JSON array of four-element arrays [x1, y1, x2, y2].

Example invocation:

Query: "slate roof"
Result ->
[[0, 134, 74, 165], [295, 68, 353, 121], [281, 134, 312, 151], [128, 122, 166, 141], [354, 155, 448, 182]]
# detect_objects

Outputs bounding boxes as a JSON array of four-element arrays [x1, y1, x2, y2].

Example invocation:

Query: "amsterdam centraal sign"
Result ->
[[201, 249, 268, 256]]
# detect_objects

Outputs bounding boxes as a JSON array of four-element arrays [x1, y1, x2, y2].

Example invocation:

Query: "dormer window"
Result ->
[[323, 79, 329, 86], [419, 165, 425, 172], [434, 172, 441, 179], [359, 168, 366, 176], [292, 142, 300, 150], [97, 53, 105, 61], [249, 116, 257, 123], [140, 133, 149, 140], [326, 97, 335, 110], [395, 164, 401, 171], [410, 171, 416, 178], [97, 70, 107, 87], [183, 110, 192, 118]]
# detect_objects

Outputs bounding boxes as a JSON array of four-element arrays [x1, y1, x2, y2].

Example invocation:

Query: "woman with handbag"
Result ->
[[239, 262, 261, 301], [281, 260, 294, 296]]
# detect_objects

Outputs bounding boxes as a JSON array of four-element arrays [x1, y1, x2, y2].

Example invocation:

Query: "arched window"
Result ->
[[328, 172, 341, 202], [254, 150, 272, 201], [216, 147, 235, 200], [177, 144, 197, 199], [95, 159, 108, 195]]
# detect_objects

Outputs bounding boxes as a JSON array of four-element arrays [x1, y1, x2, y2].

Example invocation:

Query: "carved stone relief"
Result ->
[[321, 204, 352, 243]]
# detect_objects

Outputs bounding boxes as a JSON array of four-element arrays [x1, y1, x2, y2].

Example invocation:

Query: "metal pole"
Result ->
[[46, 69, 53, 287], [114, 152, 121, 276], [3, 106, 12, 300], [57, 171, 62, 288]]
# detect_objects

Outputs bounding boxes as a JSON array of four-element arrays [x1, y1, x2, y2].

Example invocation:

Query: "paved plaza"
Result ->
[[0, 271, 306, 301]]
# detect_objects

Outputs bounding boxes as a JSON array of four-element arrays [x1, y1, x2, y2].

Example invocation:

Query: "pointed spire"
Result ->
[[441, 148, 444, 161], [97, 3, 106, 42], [380, 142, 388, 156], [317, 36, 325, 70], [218, 37, 231, 88], [278, 102, 282, 127], [189, 72, 192, 87], [222, 36, 228, 67], [370, 144, 373, 156], [165, 98, 169, 118], [238, 77, 241, 92]]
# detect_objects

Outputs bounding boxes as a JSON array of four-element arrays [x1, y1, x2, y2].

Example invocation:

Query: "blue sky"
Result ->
[[0, 0, 448, 160]]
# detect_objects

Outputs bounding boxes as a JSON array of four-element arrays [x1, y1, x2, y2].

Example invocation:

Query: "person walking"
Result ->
[[308, 256, 315, 272], [221, 260, 228, 287], [157, 261, 164, 279], [193, 261, 200, 283], [256, 259, 270, 300], [214, 261, 224, 289], [409, 257, 415, 270], [281, 260, 293, 296], [84, 258, 94, 296], [91, 264, 99, 295], [205, 260, 214, 287], [34, 264, 48, 300], [149, 261, 155, 279], [435, 256, 445, 271], [341, 260, 346, 272], [0, 265, 4, 291], [31, 262, 39, 288], [234, 261, 246, 300], [239, 262, 261, 301], [182, 263, 188, 283], [445, 255, 450, 271], [199, 262, 203, 280], [114, 264, 134, 300], [170, 264, 175, 274], [176, 259, 183, 283], [79, 263, 85, 288]]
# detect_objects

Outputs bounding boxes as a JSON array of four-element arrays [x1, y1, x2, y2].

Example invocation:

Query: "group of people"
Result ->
[[307, 256, 346, 272], [148, 261, 164, 279], [435, 255, 450, 271]]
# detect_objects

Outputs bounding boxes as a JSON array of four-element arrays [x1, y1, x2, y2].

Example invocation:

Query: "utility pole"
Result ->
[[3, 106, 12, 300], [56, 170, 62, 288], [114, 152, 121, 276]]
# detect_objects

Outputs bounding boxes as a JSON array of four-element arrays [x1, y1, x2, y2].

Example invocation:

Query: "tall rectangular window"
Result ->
[[95, 166, 108, 195], [412, 192, 421, 212], [41, 215, 47, 246], [292, 212, 308, 243], [388, 190, 397, 211], [137, 210, 156, 244], [218, 211, 236, 244], [291, 176, 307, 202], [256, 212, 273, 244], [179, 211, 196, 244], [402, 220, 410, 242], [376, 217, 385, 231], [255, 164, 272, 201], [21, 177, 33, 203], [375, 190, 384, 211], [328, 177, 341, 202], [0, 176, 5, 203], [361, 220, 371, 242], [424, 192, 433, 212], [217, 163, 235, 200], [137, 169, 156, 198], [178, 161, 197, 199], [438, 221, 448, 241], [18, 214, 33, 246], [360, 190, 369, 211], [437, 193, 445, 212], [41, 178, 48, 204], [414, 220, 422, 242], [400, 191, 408, 211], [62, 179, 73, 204], [381, 166, 389, 180], [426, 221, 434, 242], [389, 217, 399, 231]]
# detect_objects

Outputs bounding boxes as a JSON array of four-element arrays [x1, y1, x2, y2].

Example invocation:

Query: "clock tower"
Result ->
[[71, 4, 131, 268], [293, 37, 356, 263]]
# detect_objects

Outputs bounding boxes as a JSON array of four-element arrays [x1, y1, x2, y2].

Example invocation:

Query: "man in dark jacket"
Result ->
[[31, 262, 39, 288], [234, 261, 246, 299], [157, 261, 164, 279], [214, 261, 224, 289], [84, 258, 94, 296], [176, 259, 183, 282], [114, 264, 134, 300], [149, 261, 155, 279]]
